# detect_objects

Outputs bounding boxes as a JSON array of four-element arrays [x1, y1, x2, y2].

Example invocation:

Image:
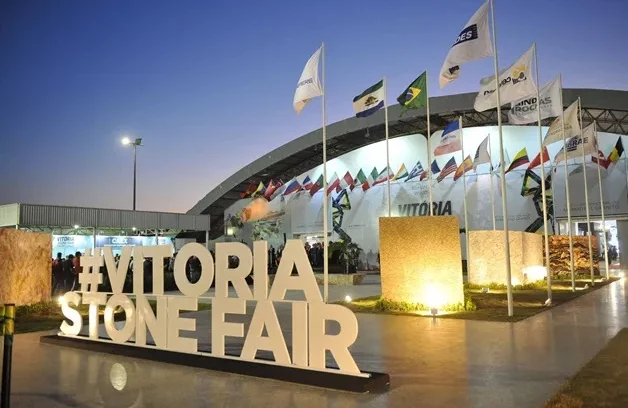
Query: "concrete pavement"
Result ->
[[6, 276, 628, 407]]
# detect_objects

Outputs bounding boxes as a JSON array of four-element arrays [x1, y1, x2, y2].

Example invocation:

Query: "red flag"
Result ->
[[326, 172, 340, 195], [263, 180, 283, 200], [527, 146, 550, 170], [592, 150, 611, 169], [240, 183, 257, 199], [338, 171, 354, 191]]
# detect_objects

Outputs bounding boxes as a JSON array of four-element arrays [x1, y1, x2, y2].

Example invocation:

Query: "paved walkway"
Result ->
[[7, 277, 628, 408]]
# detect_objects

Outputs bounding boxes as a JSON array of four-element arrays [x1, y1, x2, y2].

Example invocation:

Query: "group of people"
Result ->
[[51, 252, 82, 295], [304, 242, 325, 268], [51, 250, 216, 295], [265, 243, 325, 271]]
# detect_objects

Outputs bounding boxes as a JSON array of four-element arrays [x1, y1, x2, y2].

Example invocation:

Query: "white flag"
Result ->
[[439, 1, 493, 88], [554, 124, 597, 163], [508, 75, 562, 124], [293, 47, 323, 114], [543, 100, 580, 145], [474, 46, 537, 112], [473, 134, 491, 169]]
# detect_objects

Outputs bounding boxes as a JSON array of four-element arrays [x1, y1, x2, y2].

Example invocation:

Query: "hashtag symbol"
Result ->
[[78, 248, 104, 292]]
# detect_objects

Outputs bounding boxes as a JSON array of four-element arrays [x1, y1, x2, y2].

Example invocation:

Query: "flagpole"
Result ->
[[533, 44, 552, 304], [488, 134, 496, 230], [321, 42, 329, 303], [578, 97, 594, 286], [460, 116, 470, 269], [594, 121, 610, 279], [490, 0, 514, 317], [559, 74, 576, 292], [384, 76, 392, 217], [426, 71, 434, 216]]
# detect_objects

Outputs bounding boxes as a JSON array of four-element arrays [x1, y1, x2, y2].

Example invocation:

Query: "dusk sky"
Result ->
[[1, 0, 626, 213]]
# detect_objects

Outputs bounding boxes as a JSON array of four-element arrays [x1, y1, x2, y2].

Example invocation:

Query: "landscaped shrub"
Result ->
[[15, 301, 57, 317], [465, 280, 547, 291], [374, 297, 476, 313]]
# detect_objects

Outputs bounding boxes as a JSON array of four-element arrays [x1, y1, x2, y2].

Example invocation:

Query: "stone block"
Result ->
[[0, 229, 52, 305], [379, 216, 464, 307], [546, 235, 599, 277], [468, 230, 544, 286]]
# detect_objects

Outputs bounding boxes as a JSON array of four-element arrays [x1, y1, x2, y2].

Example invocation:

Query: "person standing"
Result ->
[[71, 251, 82, 291], [63, 254, 75, 292], [52, 252, 64, 295]]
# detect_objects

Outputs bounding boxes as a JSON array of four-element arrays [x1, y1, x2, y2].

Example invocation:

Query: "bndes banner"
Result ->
[[439, 0, 493, 88]]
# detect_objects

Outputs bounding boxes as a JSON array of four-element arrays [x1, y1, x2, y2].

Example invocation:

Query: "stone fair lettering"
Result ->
[[59, 240, 361, 375]]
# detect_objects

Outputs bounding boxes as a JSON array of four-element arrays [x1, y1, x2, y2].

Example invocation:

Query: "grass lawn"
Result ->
[[338, 278, 620, 322], [14, 298, 212, 334], [544, 328, 628, 407]]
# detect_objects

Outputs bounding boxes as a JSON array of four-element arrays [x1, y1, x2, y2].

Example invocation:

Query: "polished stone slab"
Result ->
[[7, 276, 628, 407]]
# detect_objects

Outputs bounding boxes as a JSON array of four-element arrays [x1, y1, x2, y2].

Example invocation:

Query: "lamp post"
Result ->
[[121, 136, 143, 211]]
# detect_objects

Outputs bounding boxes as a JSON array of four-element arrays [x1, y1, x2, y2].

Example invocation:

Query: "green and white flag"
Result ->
[[373, 166, 394, 186], [353, 169, 367, 191], [363, 167, 379, 190]]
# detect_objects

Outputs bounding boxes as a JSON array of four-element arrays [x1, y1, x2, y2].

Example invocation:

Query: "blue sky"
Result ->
[[0, 0, 626, 213]]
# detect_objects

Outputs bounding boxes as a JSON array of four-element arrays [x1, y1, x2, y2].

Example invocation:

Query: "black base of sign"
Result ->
[[40, 335, 390, 393]]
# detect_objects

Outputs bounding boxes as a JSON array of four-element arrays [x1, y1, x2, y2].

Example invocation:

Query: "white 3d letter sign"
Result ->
[[59, 239, 363, 376]]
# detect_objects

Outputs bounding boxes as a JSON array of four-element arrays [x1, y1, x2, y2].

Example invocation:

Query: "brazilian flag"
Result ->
[[397, 71, 427, 116]]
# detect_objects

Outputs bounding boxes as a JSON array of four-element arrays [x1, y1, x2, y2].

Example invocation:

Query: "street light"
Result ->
[[121, 136, 143, 210]]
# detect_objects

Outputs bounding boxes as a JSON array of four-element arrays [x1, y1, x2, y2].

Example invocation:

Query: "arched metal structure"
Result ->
[[188, 88, 628, 239]]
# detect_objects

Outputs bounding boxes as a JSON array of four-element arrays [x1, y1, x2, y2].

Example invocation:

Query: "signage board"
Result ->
[[59, 240, 364, 376]]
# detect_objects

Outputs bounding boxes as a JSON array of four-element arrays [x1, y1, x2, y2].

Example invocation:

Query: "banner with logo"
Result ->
[[226, 172, 541, 259], [543, 99, 580, 145], [293, 46, 323, 114], [508, 75, 562, 124], [474, 46, 537, 112], [224, 128, 628, 258], [439, 0, 493, 88], [554, 124, 596, 164], [285, 173, 539, 259]]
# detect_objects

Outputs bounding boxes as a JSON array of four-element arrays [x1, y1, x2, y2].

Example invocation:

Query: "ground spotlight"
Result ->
[[344, 295, 352, 303]]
